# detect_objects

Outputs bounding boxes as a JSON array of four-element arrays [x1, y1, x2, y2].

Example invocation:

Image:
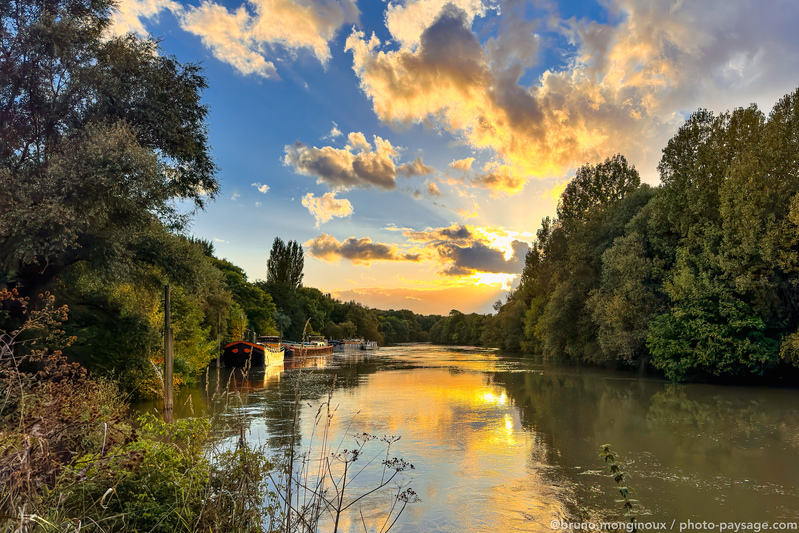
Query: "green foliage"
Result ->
[[428, 310, 486, 346], [557, 154, 641, 233], [64, 413, 213, 532], [52, 231, 232, 396], [0, 0, 217, 291], [214, 258, 277, 337], [448, 87, 799, 384], [511, 156, 645, 362], [647, 248, 780, 381], [267, 237, 305, 290], [598, 444, 639, 525], [0, 0, 229, 397]]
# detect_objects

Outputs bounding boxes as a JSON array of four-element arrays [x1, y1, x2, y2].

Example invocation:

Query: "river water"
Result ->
[[135, 344, 799, 532]]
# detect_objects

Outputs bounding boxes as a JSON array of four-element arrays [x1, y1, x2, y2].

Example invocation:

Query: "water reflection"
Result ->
[[134, 345, 799, 531]]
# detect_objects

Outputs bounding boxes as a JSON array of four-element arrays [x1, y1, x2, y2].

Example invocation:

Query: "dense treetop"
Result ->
[[440, 87, 799, 383]]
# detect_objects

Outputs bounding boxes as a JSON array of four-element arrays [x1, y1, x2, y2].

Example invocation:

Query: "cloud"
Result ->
[[255, 201, 262, 207], [304, 234, 422, 265], [324, 122, 343, 140], [231, 192, 241, 201], [284, 132, 434, 191], [403, 224, 474, 243], [437, 239, 527, 276], [346, 0, 799, 191], [450, 157, 475, 170], [401, 224, 530, 276], [426, 182, 441, 197], [252, 182, 270, 193], [469, 162, 525, 194], [384, 0, 495, 49], [543, 180, 569, 201], [113, 0, 359, 78], [110, 0, 180, 36], [301, 192, 353, 227], [213, 237, 228, 243], [397, 156, 435, 177], [455, 207, 478, 218]]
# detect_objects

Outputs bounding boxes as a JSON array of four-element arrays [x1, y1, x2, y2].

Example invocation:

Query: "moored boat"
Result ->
[[222, 340, 284, 367], [284, 341, 334, 357]]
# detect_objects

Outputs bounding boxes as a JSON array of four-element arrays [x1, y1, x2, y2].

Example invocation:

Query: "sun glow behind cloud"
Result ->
[[121, 0, 799, 314]]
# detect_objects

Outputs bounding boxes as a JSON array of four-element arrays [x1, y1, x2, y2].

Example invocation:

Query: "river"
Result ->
[[135, 344, 799, 532]]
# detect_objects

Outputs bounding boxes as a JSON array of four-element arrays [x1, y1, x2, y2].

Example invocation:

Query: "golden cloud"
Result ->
[[301, 192, 353, 227], [304, 233, 422, 265], [403, 223, 474, 243], [346, 0, 795, 192], [114, 0, 359, 78], [397, 156, 435, 177], [284, 132, 434, 191], [401, 224, 530, 276], [450, 157, 475, 170], [426, 181, 442, 197]]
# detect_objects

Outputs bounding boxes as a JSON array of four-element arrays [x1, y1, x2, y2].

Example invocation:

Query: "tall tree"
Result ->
[[0, 0, 217, 291], [266, 238, 304, 290]]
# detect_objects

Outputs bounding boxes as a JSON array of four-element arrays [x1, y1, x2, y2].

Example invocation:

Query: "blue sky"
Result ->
[[113, 0, 799, 314]]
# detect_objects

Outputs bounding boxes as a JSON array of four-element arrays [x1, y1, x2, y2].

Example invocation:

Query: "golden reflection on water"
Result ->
[[137, 345, 799, 530], [297, 367, 569, 533]]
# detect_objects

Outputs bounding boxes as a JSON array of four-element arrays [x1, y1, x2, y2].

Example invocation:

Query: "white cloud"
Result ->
[[302, 192, 354, 227], [112, 0, 359, 78], [324, 122, 343, 140], [252, 182, 270, 193], [110, 0, 180, 36], [384, 0, 495, 49]]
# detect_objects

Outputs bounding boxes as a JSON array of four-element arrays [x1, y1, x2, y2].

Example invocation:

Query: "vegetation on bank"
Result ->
[[436, 89, 799, 382], [0, 289, 417, 531], [0, 0, 440, 400]]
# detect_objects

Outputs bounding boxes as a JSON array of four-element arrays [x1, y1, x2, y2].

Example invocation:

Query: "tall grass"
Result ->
[[0, 290, 417, 532]]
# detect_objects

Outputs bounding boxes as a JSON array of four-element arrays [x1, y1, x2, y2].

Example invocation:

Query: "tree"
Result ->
[[557, 154, 640, 233], [213, 259, 277, 336], [0, 0, 217, 292], [266, 238, 304, 290], [534, 156, 643, 361], [273, 311, 291, 338]]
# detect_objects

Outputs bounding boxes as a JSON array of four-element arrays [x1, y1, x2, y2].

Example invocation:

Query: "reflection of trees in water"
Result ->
[[188, 355, 393, 451], [646, 385, 799, 451], [494, 366, 799, 520], [493, 369, 653, 461]]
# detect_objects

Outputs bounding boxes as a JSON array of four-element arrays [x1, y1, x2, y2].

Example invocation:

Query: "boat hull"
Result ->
[[222, 341, 285, 367], [285, 344, 334, 358]]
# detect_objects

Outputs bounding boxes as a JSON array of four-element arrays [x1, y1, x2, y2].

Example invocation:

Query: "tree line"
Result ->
[[0, 0, 439, 399], [436, 89, 799, 382], [257, 238, 439, 347]]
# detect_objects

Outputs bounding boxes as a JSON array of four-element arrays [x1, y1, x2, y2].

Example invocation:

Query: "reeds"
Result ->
[[269, 373, 419, 533], [0, 290, 419, 532]]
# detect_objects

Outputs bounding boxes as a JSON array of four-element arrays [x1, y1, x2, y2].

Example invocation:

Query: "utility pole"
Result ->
[[164, 285, 174, 422]]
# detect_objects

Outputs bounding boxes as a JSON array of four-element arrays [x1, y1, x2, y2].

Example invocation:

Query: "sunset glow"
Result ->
[[111, 0, 799, 314]]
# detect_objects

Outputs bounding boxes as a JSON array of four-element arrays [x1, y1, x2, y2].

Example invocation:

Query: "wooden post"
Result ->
[[164, 285, 174, 421], [216, 311, 221, 368]]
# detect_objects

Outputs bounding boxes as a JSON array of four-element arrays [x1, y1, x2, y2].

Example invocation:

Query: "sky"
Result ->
[[112, 0, 799, 315]]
